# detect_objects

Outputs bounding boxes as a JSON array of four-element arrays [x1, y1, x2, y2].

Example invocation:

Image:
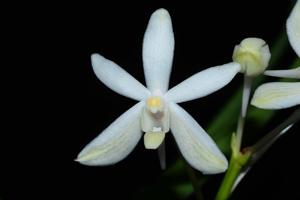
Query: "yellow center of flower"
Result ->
[[146, 96, 164, 113]]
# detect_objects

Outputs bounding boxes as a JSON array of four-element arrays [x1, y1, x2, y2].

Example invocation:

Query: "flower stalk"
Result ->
[[235, 75, 253, 151], [215, 133, 251, 200]]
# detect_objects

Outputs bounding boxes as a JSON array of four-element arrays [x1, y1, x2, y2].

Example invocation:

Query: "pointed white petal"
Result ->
[[251, 82, 300, 109], [287, 0, 300, 57], [165, 62, 240, 103], [169, 103, 228, 174], [91, 54, 150, 101], [143, 8, 175, 93], [76, 102, 144, 165], [264, 67, 300, 79]]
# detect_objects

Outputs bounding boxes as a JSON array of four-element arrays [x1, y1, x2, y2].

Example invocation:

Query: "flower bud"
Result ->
[[233, 38, 271, 76]]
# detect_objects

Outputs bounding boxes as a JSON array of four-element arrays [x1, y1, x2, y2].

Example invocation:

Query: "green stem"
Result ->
[[215, 133, 251, 200], [215, 156, 242, 200], [216, 74, 253, 200], [215, 133, 252, 200]]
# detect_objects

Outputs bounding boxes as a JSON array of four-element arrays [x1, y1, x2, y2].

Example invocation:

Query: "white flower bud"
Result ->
[[233, 38, 271, 77]]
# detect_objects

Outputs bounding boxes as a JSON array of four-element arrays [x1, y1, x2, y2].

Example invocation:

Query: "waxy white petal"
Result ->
[[143, 8, 174, 94], [287, 0, 300, 57], [165, 62, 240, 103], [91, 54, 150, 101], [76, 102, 144, 165], [251, 82, 300, 109], [264, 67, 300, 79], [169, 103, 228, 174]]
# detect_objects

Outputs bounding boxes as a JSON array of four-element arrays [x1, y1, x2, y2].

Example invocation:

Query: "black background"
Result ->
[[2, 1, 300, 199]]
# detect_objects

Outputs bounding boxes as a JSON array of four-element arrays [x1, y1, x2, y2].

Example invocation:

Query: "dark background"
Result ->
[[2, 1, 299, 199]]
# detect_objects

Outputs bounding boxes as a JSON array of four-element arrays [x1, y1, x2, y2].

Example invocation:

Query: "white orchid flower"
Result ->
[[76, 8, 241, 174], [251, 0, 300, 109]]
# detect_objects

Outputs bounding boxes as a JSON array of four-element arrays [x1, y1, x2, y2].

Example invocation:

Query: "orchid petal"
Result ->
[[287, 0, 300, 57], [143, 8, 174, 94], [165, 62, 240, 103], [251, 82, 300, 109], [264, 67, 300, 79], [76, 102, 144, 165], [169, 103, 228, 174], [91, 54, 150, 101]]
